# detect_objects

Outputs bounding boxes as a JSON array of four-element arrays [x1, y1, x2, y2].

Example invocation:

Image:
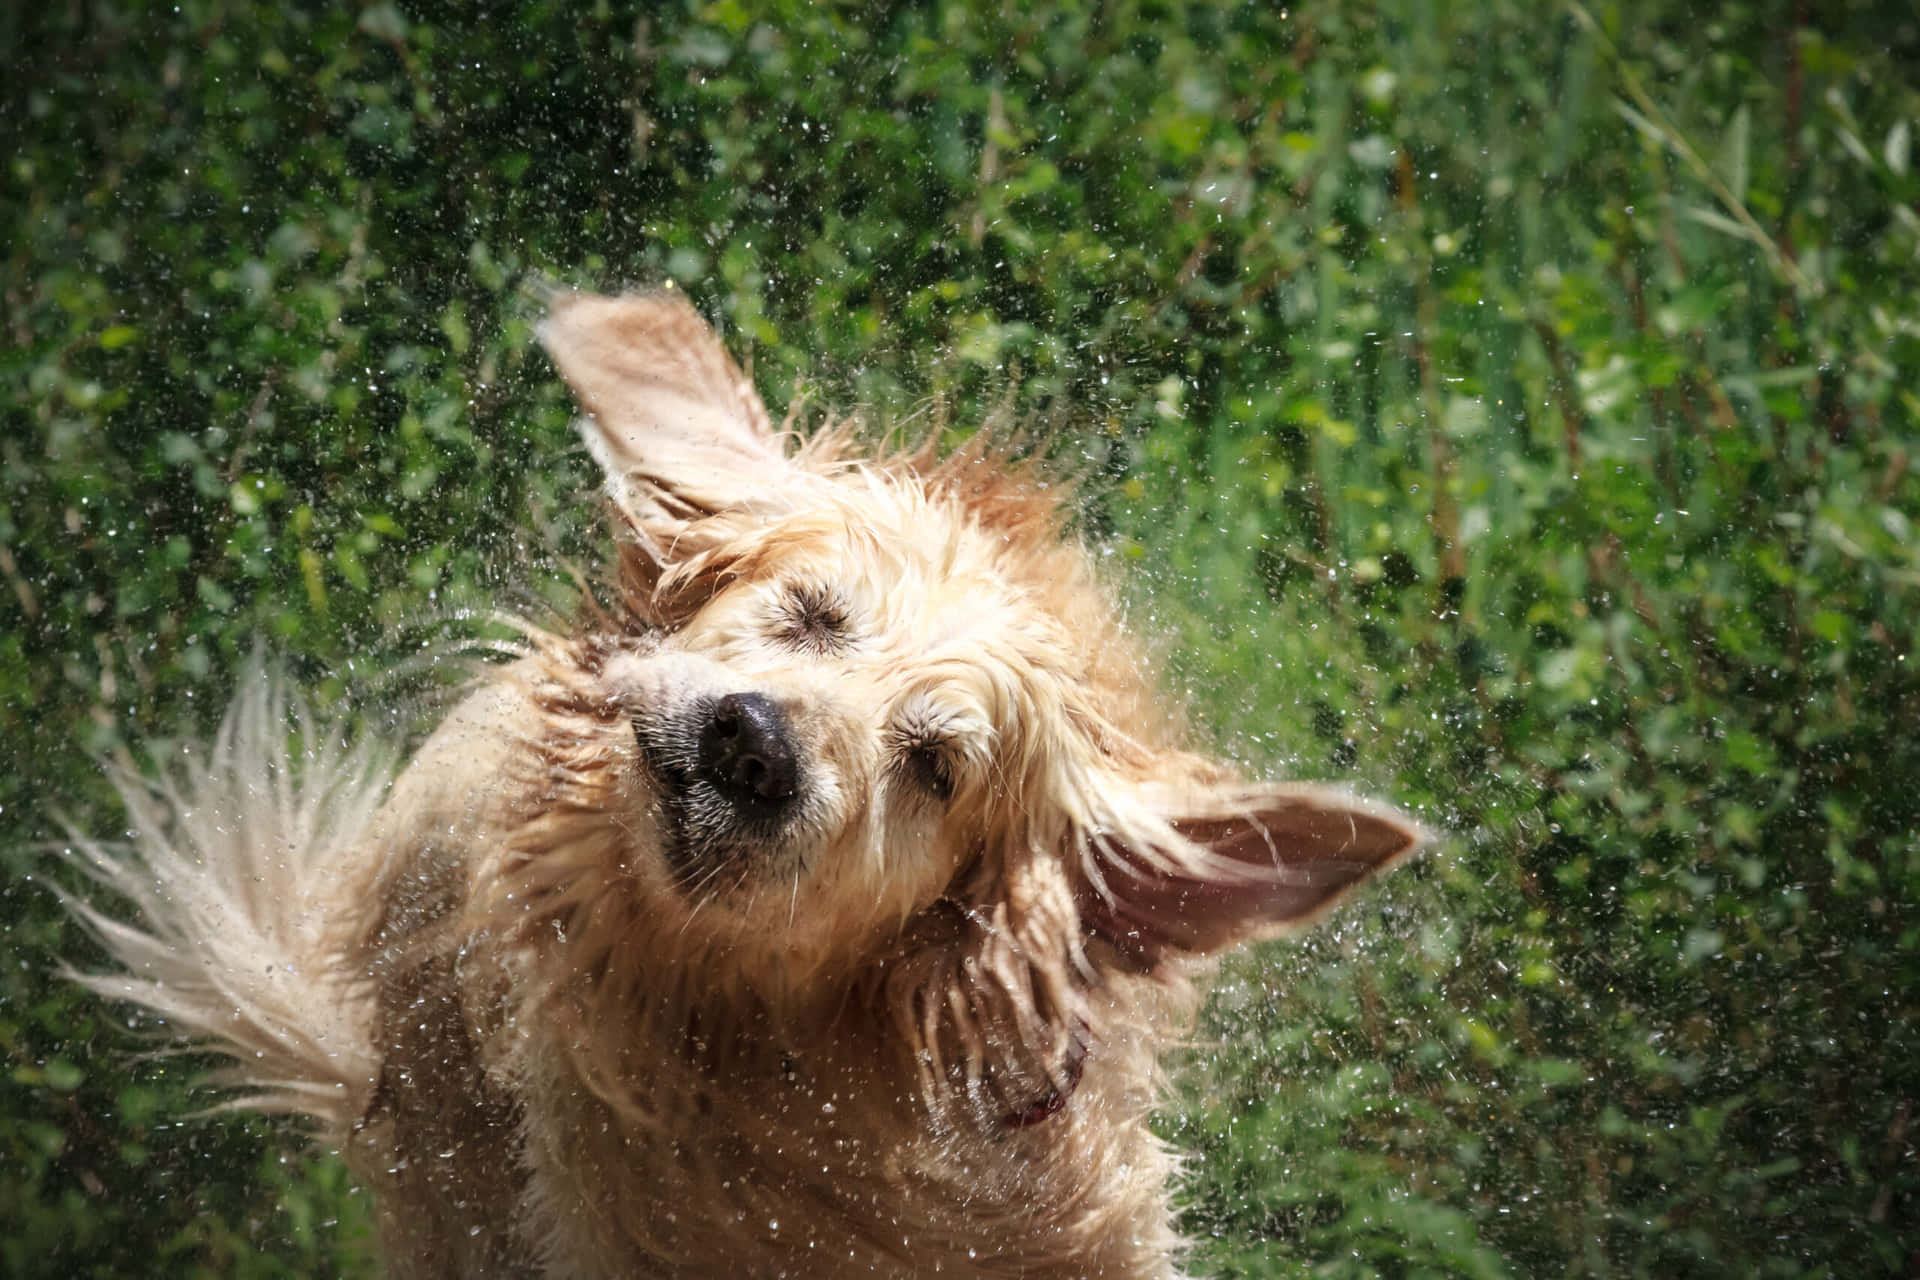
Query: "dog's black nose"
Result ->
[[697, 692, 800, 811]]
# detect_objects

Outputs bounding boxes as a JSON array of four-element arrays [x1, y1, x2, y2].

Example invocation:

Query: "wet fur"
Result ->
[[63, 292, 1423, 1278]]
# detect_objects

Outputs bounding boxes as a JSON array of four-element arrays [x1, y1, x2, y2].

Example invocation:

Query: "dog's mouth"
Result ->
[[632, 691, 812, 896]]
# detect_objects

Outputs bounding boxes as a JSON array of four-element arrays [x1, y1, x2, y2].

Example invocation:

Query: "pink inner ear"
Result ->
[[1172, 801, 1418, 877], [1083, 793, 1422, 967]]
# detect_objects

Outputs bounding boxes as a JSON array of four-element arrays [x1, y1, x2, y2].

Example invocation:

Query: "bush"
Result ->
[[4, 2, 1916, 1275]]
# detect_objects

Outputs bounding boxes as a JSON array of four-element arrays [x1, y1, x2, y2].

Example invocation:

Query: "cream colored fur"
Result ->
[[65, 291, 1423, 1278]]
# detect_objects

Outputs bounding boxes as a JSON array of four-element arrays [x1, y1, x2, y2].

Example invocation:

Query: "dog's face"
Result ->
[[516, 292, 1421, 1046], [597, 481, 1090, 960]]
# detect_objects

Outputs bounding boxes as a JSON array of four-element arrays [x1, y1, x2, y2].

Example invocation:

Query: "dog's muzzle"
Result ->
[[637, 691, 808, 891]]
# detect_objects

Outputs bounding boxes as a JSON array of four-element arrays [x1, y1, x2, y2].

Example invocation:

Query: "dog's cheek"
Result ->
[[894, 817, 967, 915]]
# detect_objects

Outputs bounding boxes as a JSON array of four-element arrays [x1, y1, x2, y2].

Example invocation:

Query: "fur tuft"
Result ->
[[59, 665, 389, 1129]]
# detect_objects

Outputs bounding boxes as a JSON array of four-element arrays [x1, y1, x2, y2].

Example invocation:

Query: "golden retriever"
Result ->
[[64, 291, 1422, 1278]]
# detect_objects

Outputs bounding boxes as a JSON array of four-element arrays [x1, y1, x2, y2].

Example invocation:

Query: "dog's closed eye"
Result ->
[[770, 583, 852, 654], [891, 725, 956, 802]]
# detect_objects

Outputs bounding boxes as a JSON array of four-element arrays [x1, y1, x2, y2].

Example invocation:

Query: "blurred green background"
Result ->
[[5, 1, 1918, 1275]]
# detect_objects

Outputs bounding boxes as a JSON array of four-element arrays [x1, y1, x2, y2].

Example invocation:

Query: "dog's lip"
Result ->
[[626, 711, 706, 885]]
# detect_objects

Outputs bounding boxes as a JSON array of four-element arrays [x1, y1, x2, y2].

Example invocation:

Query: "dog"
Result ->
[[63, 290, 1423, 1278]]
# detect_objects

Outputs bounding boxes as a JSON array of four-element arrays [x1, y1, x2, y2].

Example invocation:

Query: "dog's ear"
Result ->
[[542, 290, 786, 517], [542, 291, 795, 613], [1080, 783, 1424, 969]]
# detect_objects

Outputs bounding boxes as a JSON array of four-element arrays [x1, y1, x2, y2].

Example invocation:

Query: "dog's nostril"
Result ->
[[698, 692, 800, 807]]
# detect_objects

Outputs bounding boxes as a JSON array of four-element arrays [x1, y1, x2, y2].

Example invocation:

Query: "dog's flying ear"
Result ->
[[1081, 783, 1424, 969], [542, 290, 799, 618], [541, 290, 785, 514]]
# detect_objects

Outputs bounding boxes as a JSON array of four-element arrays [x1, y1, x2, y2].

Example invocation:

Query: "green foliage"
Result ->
[[4, 1, 1917, 1275]]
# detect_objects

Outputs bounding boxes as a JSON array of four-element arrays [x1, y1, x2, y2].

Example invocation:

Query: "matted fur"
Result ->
[[64, 290, 1424, 1278]]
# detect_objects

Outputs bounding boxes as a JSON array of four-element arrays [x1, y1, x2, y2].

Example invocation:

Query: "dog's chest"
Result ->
[[512, 1034, 1178, 1279]]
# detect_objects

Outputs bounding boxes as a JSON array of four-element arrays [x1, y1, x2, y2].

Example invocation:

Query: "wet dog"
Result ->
[[64, 291, 1422, 1278]]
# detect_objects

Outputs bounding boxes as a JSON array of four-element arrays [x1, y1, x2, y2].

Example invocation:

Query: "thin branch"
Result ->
[[1567, 0, 1813, 295]]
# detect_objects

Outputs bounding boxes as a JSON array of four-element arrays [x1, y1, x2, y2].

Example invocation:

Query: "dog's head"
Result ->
[[504, 291, 1420, 1114]]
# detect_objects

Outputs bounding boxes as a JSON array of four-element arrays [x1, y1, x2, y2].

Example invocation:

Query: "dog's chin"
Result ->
[[655, 813, 797, 903], [630, 801, 917, 989], [640, 846, 879, 995]]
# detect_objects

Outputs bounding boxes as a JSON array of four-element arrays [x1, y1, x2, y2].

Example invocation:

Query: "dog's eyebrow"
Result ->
[[768, 582, 854, 652]]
